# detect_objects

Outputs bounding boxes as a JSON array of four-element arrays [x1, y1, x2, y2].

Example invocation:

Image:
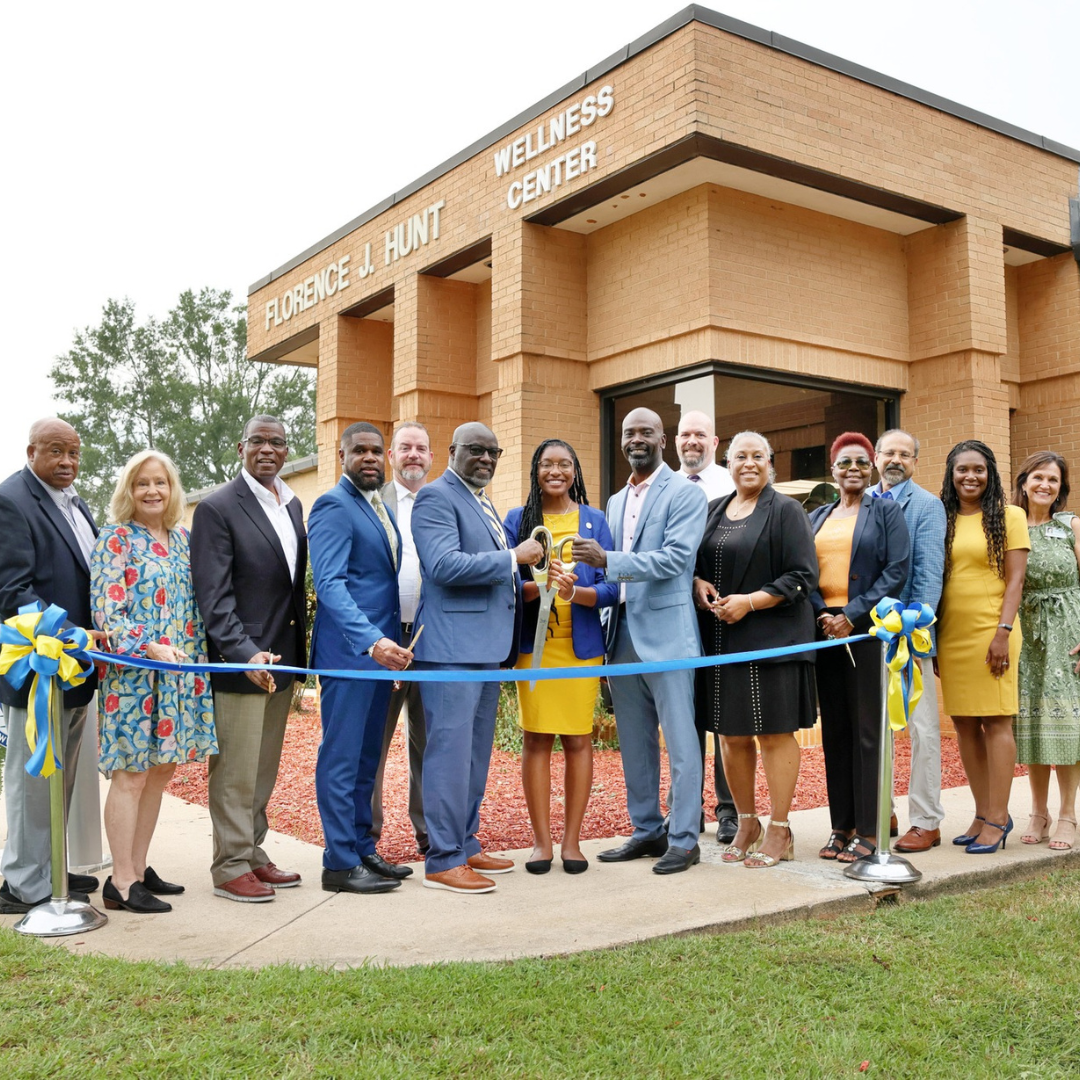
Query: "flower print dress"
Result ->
[[90, 522, 217, 773]]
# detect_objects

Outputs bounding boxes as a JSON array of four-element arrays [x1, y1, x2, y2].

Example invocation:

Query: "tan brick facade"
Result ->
[[248, 12, 1079, 507]]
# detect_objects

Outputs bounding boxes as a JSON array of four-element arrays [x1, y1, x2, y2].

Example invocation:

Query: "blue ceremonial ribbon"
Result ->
[[85, 633, 872, 683], [868, 597, 936, 731], [0, 602, 94, 777]]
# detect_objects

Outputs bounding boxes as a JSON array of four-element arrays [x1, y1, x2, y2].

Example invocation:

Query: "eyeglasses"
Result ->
[[538, 459, 574, 472], [878, 450, 915, 461], [834, 457, 873, 471], [243, 436, 288, 449], [458, 444, 504, 460]]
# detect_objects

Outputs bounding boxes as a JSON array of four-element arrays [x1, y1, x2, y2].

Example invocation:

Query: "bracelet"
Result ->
[[998, 622, 1013, 632], [748, 593, 756, 611], [570, 586, 578, 603]]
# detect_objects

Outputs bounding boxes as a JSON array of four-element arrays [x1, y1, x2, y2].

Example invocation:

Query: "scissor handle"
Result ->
[[529, 525, 553, 576], [552, 534, 578, 574]]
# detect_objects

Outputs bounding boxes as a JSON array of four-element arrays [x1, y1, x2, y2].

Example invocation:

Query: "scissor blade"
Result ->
[[529, 592, 557, 689]]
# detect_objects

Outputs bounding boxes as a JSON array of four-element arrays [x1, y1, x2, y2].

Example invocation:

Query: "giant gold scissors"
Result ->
[[528, 525, 578, 689]]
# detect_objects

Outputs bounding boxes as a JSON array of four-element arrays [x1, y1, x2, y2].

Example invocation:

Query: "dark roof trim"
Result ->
[[421, 237, 493, 278], [525, 132, 963, 227], [249, 323, 317, 365], [1002, 226, 1072, 260], [340, 286, 395, 320], [249, 4, 1080, 295]]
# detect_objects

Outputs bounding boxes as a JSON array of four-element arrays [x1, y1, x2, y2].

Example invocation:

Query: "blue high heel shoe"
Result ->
[[965, 816, 1013, 854], [952, 816, 985, 845]]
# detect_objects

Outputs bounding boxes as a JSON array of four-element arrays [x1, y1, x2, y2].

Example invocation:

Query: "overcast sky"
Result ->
[[4, 0, 1078, 476]]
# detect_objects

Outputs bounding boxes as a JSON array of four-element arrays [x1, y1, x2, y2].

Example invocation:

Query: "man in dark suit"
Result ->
[[410, 423, 543, 894], [0, 418, 101, 912], [307, 422, 411, 896], [190, 416, 308, 903], [370, 422, 434, 858]]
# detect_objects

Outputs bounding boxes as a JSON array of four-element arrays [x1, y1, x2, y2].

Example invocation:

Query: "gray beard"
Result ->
[[680, 452, 708, 471]]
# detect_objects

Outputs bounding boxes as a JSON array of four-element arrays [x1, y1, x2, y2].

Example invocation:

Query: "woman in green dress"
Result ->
[[1014, 451, 1080, 851]]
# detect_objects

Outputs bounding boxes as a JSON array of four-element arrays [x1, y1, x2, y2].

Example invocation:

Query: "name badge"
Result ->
[[1046, 526, 1069, 539]]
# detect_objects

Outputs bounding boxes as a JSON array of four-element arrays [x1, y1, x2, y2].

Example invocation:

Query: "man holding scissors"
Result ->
[[308, 422, 413, 896], [410, 423, 543, 894], [191, 415, 308, 903]]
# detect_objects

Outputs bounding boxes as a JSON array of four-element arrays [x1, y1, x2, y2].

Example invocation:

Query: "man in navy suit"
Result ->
[[410, 423, 543, 894], [574, 408, 708, 874], [873, 429, 947, 853], [0, 418, 101, 912], [307, 422, 412, 896]]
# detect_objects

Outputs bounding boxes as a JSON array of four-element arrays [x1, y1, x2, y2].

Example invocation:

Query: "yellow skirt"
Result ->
[[514, 626, 601, 736]]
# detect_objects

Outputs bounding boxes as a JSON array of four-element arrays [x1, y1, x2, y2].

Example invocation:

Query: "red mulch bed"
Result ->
[[166, 700, 1013, 864]]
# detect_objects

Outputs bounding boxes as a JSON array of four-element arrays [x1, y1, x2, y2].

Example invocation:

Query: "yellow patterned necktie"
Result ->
[[370, 491, 398, 569], [476, 490, 508, 549]]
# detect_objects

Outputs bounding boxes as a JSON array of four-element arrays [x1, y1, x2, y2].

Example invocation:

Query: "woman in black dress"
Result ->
[[693, 431, 819, 868]]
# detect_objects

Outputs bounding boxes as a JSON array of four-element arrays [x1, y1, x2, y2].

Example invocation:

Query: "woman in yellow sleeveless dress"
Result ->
[[503, 440, 617, 874], [936, 440, 1030, 854]]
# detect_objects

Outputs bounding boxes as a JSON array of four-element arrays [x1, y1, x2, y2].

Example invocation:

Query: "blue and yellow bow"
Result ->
[[868, 598, 936, 732], [0, 603, 93, 777]]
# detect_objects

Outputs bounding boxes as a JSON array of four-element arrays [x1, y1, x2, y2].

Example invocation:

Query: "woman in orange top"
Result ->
[[809, 433, 910, 863]]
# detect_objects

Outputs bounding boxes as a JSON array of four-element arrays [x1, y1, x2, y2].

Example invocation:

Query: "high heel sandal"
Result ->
[[952, 816, 985, 846], [965, 816, 1014, 854], [1021, 812, 1052, 845], [720, 813, 762, 863], [102, 876, 172, 913], [836, 836, 876, 863], [1049, 815, 1076, 851], [744, 821, 794, 868]]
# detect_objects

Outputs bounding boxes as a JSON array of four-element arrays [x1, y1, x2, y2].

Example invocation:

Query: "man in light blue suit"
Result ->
[[872, 429, 948, 853], [308, 422, 414, 897], [573, 408, 708, 874], [411, 423, 543, 894]]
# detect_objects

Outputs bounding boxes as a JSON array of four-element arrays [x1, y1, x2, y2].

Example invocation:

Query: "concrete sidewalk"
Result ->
[[2, 778, 1076, 969]]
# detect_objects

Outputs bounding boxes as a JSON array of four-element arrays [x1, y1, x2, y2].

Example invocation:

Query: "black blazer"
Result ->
[[0, 467, 99, 708], [694, 485, 819, 664], [189, 473, 308, 695], [808, 493, 910, 632]]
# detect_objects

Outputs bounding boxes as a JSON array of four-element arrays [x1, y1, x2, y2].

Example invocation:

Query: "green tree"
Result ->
[[50, 288, 316, 518]]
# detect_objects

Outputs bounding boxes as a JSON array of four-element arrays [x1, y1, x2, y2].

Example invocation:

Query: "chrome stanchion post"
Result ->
[[844, 640, 922, 884], [14, 675, 107, 936]]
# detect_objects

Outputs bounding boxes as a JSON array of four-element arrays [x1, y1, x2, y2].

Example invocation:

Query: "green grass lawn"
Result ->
[[2, 870, 1078, 1078]]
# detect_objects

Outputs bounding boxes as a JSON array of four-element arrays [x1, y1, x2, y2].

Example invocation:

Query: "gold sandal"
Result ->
[[1050, 815, 1076, 851], [1021, 811, 1052, 844], [720, 813, 763, 863], [744, 821, 794, 868]]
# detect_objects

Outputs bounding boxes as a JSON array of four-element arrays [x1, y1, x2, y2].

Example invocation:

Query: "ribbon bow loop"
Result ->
[[868, 598, 936, 732], [0, 602, 94, 777]]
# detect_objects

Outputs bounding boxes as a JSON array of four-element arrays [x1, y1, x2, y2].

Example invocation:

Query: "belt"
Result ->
[[401, 622, 414, 638]]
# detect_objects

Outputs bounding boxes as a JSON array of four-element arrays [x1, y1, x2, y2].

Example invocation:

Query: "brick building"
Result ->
[[246, 6, 1080, 506]]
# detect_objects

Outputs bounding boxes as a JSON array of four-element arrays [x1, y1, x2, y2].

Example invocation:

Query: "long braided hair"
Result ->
[[519, 439, 590, 580], [941, 439, 1008, 579]]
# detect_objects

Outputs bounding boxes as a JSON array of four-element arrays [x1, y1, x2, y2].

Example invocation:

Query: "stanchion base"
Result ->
[[12, 899, 108, 937], [842, 852, 922, 885]]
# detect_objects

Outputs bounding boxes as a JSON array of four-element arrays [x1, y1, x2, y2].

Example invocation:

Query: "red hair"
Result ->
[[829, 431, 875, 463]]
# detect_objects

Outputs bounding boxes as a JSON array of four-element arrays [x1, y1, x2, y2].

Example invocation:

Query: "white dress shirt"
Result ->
[[27, 468, 96, 565], [681, 460, 735, 501], [241, 468, 298, 581], [619, 464, 664, 602], [392, 480, 421, 624]]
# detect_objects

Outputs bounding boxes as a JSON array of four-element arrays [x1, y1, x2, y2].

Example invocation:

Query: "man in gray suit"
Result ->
[[370, 422, 434, 857], [573, 408, 708, 874]]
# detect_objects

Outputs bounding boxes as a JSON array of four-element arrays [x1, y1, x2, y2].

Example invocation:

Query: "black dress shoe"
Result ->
[[142, 867, 185, 895], [597, 835, 669, 862], [322, 866, 400, 894], [69, 872, 100, 894], [525, 858, 552, 874], [653, 844, 701, 874], [0, 882, 89, 913], [361, 853, 413, 880], [102, 877, 172, 913], [716, 815, 739, 845]]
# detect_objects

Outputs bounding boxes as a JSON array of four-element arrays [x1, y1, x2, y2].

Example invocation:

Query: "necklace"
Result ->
[[545, 500, 575, 515], [727, 498, 759, 519]]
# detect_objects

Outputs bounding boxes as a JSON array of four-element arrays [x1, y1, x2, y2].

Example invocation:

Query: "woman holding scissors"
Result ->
[[503, 439, 617, 875], [90, 450, 216, 912]]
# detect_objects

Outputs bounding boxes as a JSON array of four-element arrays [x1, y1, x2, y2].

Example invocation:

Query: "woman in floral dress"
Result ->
[[91, 450, 216, 912], [1013, 451, 1080, 851]]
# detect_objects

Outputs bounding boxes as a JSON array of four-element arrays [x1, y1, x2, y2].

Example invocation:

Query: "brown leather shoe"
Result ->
[[214, 871, 275, 902], [893, 826, 941, 852], [466, 852, 515, 874], [423, 865, 497, 894], [890, 813, 899, 838], [252, 862, 302, 888]]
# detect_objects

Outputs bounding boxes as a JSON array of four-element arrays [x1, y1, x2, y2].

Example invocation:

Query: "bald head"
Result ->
[[621, 408, 666, 479], [675, 410, 718, 474], [450, 423, 502, 486], [27, 418, 81, 490]]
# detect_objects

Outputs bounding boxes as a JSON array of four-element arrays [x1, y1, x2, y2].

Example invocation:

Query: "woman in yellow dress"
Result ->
[[936, 440, 1030, 854], [504, 440, 617, 875]]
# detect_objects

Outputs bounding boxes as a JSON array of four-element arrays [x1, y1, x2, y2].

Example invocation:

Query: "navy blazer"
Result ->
[[809, 493, 911, 632], [0, 467, 99, 708], [503, 503, 618, 660]]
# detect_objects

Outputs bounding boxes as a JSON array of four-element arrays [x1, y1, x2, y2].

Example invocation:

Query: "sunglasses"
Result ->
[[834, 457, 873, 471]]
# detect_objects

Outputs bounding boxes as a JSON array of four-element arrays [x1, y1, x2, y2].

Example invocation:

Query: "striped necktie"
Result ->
[[476, 490, 508, 549], [370, 490, 399, 569]]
